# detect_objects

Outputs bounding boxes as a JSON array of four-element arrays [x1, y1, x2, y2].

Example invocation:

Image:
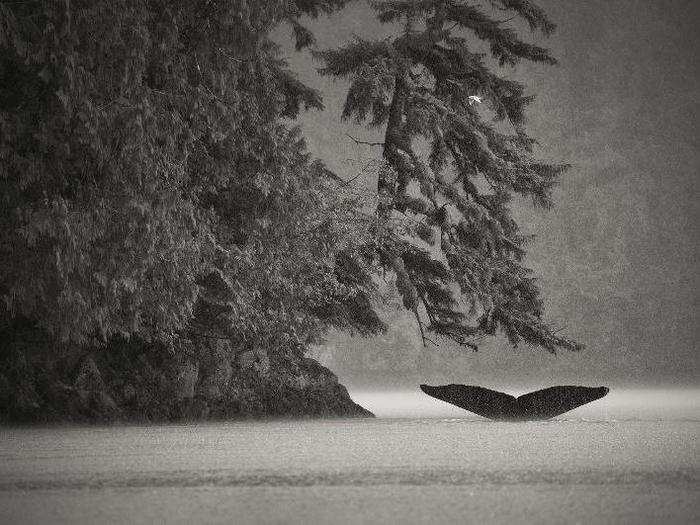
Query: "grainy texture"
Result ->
[[291, 0, 699, 388]]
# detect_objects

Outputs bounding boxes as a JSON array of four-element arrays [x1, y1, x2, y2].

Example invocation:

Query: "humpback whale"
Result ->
[[419, 384, 609, 421]]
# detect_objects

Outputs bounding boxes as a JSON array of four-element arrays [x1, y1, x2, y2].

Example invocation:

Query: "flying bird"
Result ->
[[468, 95, 482, 105]]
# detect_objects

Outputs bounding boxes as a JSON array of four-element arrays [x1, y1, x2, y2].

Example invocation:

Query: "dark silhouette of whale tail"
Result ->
[[420, 384, 609, 421]]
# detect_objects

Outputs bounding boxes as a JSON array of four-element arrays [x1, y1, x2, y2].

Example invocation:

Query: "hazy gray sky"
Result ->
[[279, 0, 699, 388]]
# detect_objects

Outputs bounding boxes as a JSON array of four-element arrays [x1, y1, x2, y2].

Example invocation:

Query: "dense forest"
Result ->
[[0, 0, 579, 422]]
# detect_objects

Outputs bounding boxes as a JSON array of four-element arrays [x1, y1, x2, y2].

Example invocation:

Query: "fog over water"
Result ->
[[350, 388, 700, 419]]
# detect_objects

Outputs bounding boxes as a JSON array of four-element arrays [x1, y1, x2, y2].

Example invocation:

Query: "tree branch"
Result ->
[[413, 306, 428, 347], [347, 134, 384, 147]]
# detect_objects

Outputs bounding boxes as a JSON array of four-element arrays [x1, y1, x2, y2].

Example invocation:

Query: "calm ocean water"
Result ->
[[1, 389, 698, 524]]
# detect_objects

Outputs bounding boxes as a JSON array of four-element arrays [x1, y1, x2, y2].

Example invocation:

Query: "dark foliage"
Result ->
[[317, 0, 581, 352], [0, 0, 381, 356]]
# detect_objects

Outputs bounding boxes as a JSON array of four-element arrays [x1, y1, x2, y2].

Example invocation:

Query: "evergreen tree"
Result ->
[[317, 0, 581, 352], [0, 0, 380, 352]]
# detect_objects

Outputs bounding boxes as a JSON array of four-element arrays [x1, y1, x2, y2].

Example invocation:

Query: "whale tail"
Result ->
[[420, 384, 609, 421]]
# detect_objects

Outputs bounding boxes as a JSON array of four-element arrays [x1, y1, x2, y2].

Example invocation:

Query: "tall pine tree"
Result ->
[[317, 0, 581, 352]]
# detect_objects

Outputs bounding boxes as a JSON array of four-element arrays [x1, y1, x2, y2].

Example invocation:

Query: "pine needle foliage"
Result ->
[[0, 0, 382, 351], [316, 0, 582, 352]]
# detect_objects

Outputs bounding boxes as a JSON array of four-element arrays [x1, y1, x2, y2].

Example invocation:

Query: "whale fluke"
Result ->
[[419, 384, 609, 421]]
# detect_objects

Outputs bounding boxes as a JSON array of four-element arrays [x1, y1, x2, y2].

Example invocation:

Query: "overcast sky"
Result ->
[[278, 0, 699, 389]]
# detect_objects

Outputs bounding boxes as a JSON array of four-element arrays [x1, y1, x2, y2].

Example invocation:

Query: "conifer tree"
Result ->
[[317, 0, 582, 352], [0, 0, 380, 350]]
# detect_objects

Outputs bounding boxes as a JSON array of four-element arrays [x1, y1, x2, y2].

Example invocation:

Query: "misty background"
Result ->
[[274, 0, 699, 390]]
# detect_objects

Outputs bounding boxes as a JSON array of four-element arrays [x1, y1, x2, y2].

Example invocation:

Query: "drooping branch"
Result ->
[[347, 134, 384, 147]]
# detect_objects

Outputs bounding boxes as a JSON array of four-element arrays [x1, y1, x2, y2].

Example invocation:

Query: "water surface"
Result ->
[[1, 389, 698, 524]]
